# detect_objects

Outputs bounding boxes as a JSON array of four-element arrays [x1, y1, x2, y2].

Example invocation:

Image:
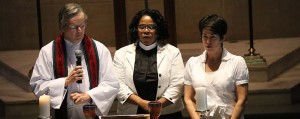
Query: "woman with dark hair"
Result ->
[[113, 9, 184, 119], [184, 14, 249, 119]]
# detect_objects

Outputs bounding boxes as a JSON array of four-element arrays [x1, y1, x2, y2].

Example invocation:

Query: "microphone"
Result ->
[[75, 50, 82, 83]]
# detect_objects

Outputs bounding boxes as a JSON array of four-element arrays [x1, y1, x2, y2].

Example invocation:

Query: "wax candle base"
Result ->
[[37, 116, 51, 119], [39, 94, 50, 118]]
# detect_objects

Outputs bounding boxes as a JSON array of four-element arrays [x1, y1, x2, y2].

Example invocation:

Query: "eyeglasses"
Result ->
[[138, 24, 157, 31], [67, 22, 87, 30]]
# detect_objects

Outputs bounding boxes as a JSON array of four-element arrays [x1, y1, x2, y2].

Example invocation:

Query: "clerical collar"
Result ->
[[64, 39, 82, 47], [139, 41, 157, 51]]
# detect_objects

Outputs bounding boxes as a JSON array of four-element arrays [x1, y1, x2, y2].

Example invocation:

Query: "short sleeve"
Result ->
[[234, 56, 249, 85], [184, 57, 194, 85]]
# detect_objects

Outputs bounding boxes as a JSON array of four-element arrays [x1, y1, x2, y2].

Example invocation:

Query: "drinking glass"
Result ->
[[83, 104, 97, 119], [148, 101, 162, 119]]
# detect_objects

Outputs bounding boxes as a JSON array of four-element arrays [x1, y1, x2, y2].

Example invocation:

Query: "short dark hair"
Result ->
[[198, 14, 227, 39], [128, 9, 169, 46]]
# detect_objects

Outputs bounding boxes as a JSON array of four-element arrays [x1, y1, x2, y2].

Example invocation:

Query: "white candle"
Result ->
[[39, 94, 50, 117], [195, 87, 208, 111]]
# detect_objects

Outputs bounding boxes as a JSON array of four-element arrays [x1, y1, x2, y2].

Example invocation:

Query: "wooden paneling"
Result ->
[[1, 0, 300, 50]]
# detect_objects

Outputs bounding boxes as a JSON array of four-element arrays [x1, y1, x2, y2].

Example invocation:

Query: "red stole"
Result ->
[[53, 33, 99, 89]]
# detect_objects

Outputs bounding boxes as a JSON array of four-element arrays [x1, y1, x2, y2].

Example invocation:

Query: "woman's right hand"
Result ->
[[128, 94, 150, 112], [138, 99, 150, 112]]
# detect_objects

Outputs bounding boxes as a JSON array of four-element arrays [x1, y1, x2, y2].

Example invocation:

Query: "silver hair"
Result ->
[[58, 3, 88, 29]]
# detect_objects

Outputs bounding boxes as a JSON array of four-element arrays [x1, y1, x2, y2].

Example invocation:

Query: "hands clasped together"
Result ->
[[139, 99, 151, 112]]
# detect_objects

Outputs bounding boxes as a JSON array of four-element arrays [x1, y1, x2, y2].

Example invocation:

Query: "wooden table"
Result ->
[[101, 114, 150, 119]]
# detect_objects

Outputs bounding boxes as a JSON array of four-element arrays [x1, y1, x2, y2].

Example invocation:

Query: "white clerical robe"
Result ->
[[30, 39, 120, 119]]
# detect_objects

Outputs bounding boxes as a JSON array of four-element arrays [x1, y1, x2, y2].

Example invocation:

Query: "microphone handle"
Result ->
[[76, 56, 82, 83], [76, 60, 81, 66], [76, 79, 82, 83]]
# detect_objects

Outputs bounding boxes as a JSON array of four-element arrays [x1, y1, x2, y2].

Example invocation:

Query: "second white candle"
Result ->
[[195, 87, 208, 111]]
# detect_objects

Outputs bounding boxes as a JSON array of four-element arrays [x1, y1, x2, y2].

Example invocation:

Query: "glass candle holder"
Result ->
[[83, 104, 97, 119], [148, 101, 162, 119]]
